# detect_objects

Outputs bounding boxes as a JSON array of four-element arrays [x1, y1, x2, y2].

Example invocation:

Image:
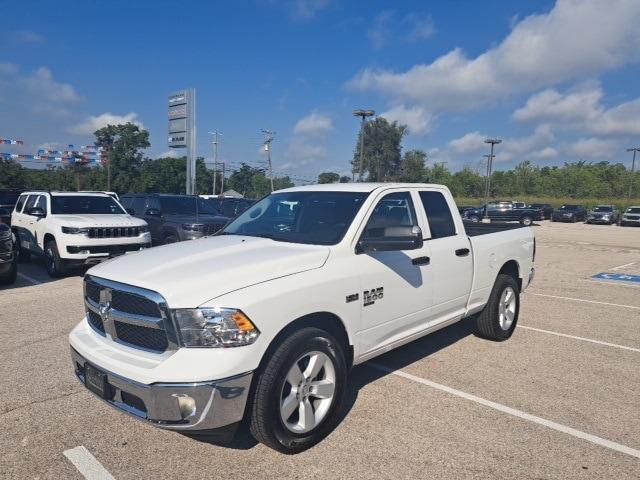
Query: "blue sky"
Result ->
[[2, 0, 640, 182]]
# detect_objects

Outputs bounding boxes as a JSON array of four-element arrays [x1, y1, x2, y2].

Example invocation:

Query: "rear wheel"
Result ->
[[520, 216, 533, 226], [44, 239, 67, 277], [163, 233, 178, 244], [249, 327, 347, 454], [475, 274, 520, 341]]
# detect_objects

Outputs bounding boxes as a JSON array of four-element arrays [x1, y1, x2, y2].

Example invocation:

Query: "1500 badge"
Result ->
[[363, 287, 383, 307]]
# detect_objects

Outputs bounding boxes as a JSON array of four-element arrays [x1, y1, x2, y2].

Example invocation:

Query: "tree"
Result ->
[[398, 150, 427, 182], [228, 163, 293, 198], [94, 122, 150, 193], [352, 117, 407, 182], [318, 172, 340, 184], [339, 175, 351, 183]]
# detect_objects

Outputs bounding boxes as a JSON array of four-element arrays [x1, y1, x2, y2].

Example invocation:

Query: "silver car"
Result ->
[[586, 205, 619, 225], [620, 206, 640, 227]]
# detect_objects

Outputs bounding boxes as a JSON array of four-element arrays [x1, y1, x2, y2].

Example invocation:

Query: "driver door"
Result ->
[[352, 190, 434, 356]]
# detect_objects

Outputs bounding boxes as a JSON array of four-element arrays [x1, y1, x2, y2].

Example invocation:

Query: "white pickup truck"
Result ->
[[69, 183, 535, 453], [11, 191, 150, 277]]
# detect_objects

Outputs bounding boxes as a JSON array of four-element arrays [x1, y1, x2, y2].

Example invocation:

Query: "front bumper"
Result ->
[[71, 347, 253, 430], [587, 217, 612, 224]]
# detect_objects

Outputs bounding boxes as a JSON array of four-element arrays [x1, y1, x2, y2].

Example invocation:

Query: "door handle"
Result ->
[[412, 256, 430, 266], [455, 248, 470, 257]]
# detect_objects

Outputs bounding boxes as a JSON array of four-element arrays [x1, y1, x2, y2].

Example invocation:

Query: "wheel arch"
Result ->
[[43, 232, 56, 250], [498, 260, 522, 291]]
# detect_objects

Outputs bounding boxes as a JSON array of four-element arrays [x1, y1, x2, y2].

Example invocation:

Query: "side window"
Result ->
[[15, 195, 27, 213], [132, 197, 146, 215], [34, 195, 48, 214], [363, 191, 417, 238], [145, 197, 161, 211], [222, 200, 238, 217], [24, 195, 38, 213], [419, 191, 456, 239]]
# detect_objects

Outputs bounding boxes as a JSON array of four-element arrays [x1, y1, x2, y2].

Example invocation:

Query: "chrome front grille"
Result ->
[[88, 227, 140, 238], [83, 275, 178, 352]]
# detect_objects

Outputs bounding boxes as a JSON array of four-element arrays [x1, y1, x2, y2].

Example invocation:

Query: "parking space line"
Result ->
[[529, 292, 640, 310], [17, 272, 42, 285], [63, 446, 115, 480], [519, 325, 640, 353], [369, 363, 640, 460], [611, 261, 637, 271]]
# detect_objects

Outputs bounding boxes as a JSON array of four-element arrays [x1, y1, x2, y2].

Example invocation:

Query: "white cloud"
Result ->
[[565, 137, 618, 158], [15, 31, 45, 44], [368, 11, 436, 49], [381, 105, 432, 135], [158, 150, 179, 158], [406, 14, 436, 42], [448, 131, 487, 153], [24, 67, 83, 103], [285, 142, 326, 167], [293, 112, 333, 136], [289, 0, 330, 20], [530, 147, 559, 159], [349, 0, 640, 111], [368, 10, 394, 49], [514, 85, 640, 135], [0, 62, 18, 75], [68, 112, 143, 135]]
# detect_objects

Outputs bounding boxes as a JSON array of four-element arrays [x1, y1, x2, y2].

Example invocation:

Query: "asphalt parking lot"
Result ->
[[1, 222, 639, 479]]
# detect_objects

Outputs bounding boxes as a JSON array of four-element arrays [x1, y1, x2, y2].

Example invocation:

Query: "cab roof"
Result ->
[[277, 182, 448, 193]]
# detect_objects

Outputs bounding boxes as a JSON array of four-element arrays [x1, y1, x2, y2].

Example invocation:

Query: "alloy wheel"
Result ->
[[498, 286, 517, 330]]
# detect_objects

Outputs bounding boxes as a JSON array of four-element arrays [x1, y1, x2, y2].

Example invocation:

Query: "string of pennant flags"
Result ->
[[1, 138, 104, 165]]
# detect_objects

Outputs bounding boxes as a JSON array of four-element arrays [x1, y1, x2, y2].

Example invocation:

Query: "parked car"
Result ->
[[551, 204, 587, 222], [11, 191, 150, 277], [0, 188, 23, 225], [201, 196, 256, 219], [586, 205, 620, 225], [620, 206, 640, 227], [0, 222, 17, 285], [120, 194, 229, 245], [464, 202, 542, 226], [529, 203, 554, 220], [457, 205, 477, 216], [69, 182, 535, 454]]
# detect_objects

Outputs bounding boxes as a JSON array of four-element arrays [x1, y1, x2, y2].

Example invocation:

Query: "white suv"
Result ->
[[11, 191, 151, 277]]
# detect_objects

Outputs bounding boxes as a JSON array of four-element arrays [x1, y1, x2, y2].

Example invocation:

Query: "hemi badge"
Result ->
[[346, 293, 359, 303]]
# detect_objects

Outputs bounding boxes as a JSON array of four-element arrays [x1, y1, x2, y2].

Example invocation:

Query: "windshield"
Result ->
[[626, 207, 640, 213], [51, 195, 126, 215], [559, 205, 580, 211], [159, 196, 219, 215], [593, 206, 613, 212], [221, 191, 369, 245]]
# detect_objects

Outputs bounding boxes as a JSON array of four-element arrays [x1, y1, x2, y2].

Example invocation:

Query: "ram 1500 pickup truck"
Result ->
[[69, 183, 535, 454]]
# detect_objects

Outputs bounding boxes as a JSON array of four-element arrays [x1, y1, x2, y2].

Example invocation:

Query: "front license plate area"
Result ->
[[84, 363, 110, 399]]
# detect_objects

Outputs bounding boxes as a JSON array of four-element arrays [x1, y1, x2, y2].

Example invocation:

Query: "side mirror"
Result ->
[[145, 208, 162, 216], [28, 207, 46, 218], [126, 207, 136, 215], [357, 226, 423, 254]]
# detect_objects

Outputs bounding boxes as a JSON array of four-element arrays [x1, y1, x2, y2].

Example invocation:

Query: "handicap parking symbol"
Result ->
[[592, 272, 640, 283]]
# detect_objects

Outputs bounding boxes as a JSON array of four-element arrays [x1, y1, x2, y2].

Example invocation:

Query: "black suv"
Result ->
[[0, 188, 23, 225], [551, 204, 587, 222], [120, 194, 229, 245]]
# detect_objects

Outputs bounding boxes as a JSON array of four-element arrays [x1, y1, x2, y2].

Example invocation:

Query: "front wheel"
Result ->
[[249, 327, 347, 454], [520, 216, 533, 226], [44, 239, 67, 277], [474, 274, 520, 341]]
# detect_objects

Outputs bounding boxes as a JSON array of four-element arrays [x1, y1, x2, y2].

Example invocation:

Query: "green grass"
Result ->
[[454, 196, 640, 211]]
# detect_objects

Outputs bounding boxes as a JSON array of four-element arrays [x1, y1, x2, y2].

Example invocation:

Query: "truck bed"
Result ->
[[463, 220, 527, 237]]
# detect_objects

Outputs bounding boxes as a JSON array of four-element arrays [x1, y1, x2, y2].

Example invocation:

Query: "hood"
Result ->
[[87, 235, 330, 308], [52, 214, 146, 227]]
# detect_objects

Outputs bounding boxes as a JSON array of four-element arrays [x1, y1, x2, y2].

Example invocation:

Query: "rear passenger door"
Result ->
[[417, 189, 473, 324]]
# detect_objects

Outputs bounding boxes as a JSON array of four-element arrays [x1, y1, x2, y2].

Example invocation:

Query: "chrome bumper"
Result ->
[[71, 347, 253, 431]]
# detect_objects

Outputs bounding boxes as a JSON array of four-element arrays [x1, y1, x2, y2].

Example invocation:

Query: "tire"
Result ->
[[474, 274, 520, 341], [571, 216, 577, 223], [249, 327, 347, 454], [14, 232, 30, 262], [44, 239, 67, 278], [520, 216, 533, 226], [0, 259, 17, 285], [469, 215, 480, 223], [163, 233, 178, 244]]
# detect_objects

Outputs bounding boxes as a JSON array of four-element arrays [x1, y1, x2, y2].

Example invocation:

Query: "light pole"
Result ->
[[353, 109, 375, 181], [627, 147, 639, 202], [208, 131, 221, 194], [483, 138, 502, 220], [262, 130, 275, 192]]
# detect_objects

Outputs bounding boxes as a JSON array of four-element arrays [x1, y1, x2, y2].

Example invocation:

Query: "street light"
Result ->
[[483, 138, 502, 220], [353, 109, 375, 181], [627, 147, 639, 202]]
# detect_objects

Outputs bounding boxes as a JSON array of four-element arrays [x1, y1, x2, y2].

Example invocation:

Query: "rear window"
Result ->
[[419, 191, 456, 239]]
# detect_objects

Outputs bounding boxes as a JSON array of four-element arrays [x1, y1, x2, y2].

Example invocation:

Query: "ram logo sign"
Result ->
[[363, 287, 384, 307]]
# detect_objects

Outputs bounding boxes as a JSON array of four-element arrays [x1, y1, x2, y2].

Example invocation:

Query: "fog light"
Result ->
[[172, 393, 196, 419]]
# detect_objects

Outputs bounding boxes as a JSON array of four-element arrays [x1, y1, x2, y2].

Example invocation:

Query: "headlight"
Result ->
[[182, 223, 205, 232], [139, 225, 149, 233], [173, 308, 260, 347], [62, 226, 89, 235]]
